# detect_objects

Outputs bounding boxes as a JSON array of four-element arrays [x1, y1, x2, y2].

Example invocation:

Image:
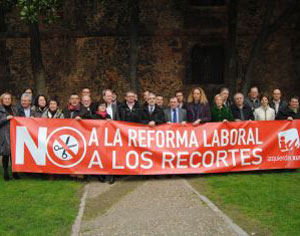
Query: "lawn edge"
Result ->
[[71, 183, 90, 236], [183, 179, 248, 236]]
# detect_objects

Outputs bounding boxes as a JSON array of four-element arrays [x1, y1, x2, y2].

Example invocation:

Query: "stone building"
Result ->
[[0, 0, 299, 104]]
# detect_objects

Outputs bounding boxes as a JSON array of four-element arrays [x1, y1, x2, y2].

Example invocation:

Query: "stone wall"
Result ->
[[0, 0, 299, 105]]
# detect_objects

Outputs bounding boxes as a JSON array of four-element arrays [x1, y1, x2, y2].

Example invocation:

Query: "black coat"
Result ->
[[276, 106, 300, 120], [63, 105, 90, 119], [92, 113, 111, 120], [0, 105, 17, 156], [231, 104, 254, 121], [119, 102, 142, 123], [141, 105, 166, 125], [269, 100, 288, 115], [186, 102, 211, 123]]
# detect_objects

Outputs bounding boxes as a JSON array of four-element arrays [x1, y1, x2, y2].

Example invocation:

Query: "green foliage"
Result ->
[[12, 0, 60, 24], [1, 0, 61, 24]]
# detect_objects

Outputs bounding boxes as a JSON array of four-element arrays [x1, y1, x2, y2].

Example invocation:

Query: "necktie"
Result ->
[[150, 106, 154, 114], [172, 109, 177, 123], [240, 108, 245, 121]]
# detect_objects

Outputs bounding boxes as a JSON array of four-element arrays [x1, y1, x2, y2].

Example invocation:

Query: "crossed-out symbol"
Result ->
[[46, 127, 87, 168], [53, 135, 79, 160]]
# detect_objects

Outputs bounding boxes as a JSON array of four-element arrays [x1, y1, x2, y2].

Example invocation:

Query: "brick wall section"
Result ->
[[0, 0, 299, 105]]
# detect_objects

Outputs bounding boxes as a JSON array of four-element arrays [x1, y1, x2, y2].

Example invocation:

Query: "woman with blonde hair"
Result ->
[[211, 94, 234, 122], [0, 92, 19, 180], [186, 87, 211, 125]]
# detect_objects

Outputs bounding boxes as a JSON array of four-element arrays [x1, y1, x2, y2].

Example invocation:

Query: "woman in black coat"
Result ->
[[0, 93, 19, 181], [92, 101, 115, 184]]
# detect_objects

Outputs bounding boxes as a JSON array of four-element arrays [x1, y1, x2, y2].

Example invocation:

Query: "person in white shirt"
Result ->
[[103, 89, 119, 120], [254, 95, 275, 121], [17, 93, 34, 117], [269, 89, 288, 115]]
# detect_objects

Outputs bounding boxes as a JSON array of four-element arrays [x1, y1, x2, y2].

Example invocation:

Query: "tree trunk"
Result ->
[[128, 0, 140, 94], [226, 0, 238, 94], [242, 0, 298, 95], [242, 0, 274, 95], [29, 22, 47, 95], [0, 0, 5, 32], [0, 1, 11, 92]]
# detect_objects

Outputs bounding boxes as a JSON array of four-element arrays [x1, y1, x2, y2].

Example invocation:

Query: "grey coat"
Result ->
[[164, 108, 187, 123], [41, 108, 64, 119], [0, 105, 17, 156]]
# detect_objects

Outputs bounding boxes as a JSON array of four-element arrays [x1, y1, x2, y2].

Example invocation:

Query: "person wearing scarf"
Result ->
[[42, 98, 64, 119], [92, 101, 114, 184], [63, 93, 88, 119]]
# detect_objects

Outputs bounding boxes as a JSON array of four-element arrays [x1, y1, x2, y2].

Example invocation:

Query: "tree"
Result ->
[[226, 0, 238, 94], [0, 0, 17, 92], [128, 0, 140, 94], [16, 0, 61, 94], [241, 0, 299, 95]]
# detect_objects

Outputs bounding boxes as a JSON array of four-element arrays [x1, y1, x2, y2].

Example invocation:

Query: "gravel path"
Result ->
[[79, 177, 246, 236]]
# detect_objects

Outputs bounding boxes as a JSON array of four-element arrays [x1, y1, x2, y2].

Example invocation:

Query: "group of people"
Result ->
[[0, 86, 299, 182]]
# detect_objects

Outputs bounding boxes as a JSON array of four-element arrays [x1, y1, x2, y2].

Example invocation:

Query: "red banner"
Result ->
[[10, 117, 300, 175]]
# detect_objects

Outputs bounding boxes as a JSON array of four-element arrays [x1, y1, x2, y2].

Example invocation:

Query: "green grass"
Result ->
[[0, 168, 83, 236], [188, 170, 300, 236]]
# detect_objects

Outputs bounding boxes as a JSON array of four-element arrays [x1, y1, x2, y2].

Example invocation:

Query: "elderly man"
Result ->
[[81, 87, 98, 112], [164, 97, 187, 124], [17, 93, 35, 117], [231, 93, 254, 121], [269, 89, 288, 115], [103, 89, 119, 120], [81, 95, 94, 119], [245, 86, 261, 110], [141, 93, 166, 127], [276, 96, 300, 120]]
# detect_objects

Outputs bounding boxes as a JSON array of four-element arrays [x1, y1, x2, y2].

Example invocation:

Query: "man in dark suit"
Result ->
[[103, 89, 120, 120], [269, 89, 288, 115], [17, 93, 35, 117], [141, 93, 166, 127], [164, 97, 187, 124]]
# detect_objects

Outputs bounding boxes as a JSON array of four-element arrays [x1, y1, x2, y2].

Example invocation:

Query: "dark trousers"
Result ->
[[2, 155, 9, 172]]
